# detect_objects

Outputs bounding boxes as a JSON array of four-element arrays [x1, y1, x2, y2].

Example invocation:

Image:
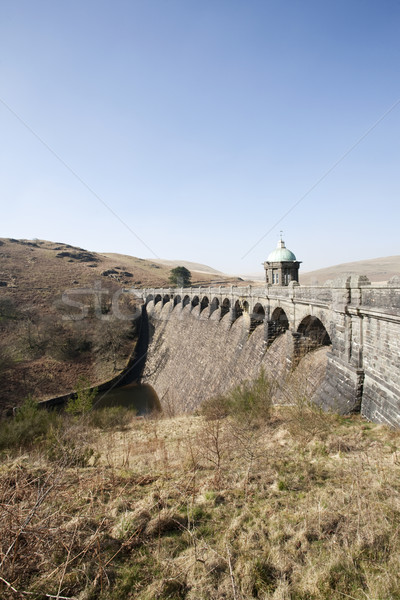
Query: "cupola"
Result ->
[[263, 235, 301, 286]]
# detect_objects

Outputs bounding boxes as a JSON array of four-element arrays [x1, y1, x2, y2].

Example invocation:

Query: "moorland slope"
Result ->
[[0, 238, 247, 412]]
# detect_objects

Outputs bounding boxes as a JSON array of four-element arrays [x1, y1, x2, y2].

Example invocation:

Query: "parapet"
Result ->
[[329, 273, 371, 288], [388, 275, 400, 287]]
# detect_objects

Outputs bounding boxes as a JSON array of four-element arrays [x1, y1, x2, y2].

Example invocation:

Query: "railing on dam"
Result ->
[[358, 287, 400, 315], [141, 286, 265, 297], [137, 284, 336, 308]]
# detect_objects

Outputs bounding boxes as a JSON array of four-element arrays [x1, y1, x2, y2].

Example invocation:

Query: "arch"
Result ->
[[162, 294, 171, 306], [233, 300, 243, 321], [271, 307, 289, 331], [295, 307, 331, 336], [183, 295, 191, 308], [154, 294, 162, 306], [265, 307, 289, 344], [200, 296, 209, 312], [242, 300, 249, 313], [220, 298, 230, 318], [191, 295, 199, 308], [250, 302, 265, 332], [297, 316, 331, 346], [146, 294, 154, 304], [210, 297, 220, 316], [173, 295, 182, 307]]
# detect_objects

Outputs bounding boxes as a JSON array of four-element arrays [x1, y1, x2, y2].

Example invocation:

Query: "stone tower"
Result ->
[[263, 237, 301, 285]]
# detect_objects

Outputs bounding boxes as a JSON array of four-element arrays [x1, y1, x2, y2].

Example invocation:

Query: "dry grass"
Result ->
[[299, 254, 400, 285], [1, 394, 400, 600]]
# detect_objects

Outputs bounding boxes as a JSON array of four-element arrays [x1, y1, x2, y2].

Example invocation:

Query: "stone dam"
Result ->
[[137, 276, 400, 427]]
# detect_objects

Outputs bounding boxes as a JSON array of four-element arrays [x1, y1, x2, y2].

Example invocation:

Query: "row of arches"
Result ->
[[147, 294, 231, 315], [145, 294, 331, 348]]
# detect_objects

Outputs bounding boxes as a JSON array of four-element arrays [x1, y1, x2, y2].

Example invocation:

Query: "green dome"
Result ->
[[267, 239, 296, 262]]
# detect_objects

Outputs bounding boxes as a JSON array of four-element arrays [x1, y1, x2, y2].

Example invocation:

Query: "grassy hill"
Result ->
[[0, 238, 243, 297], [300, 255, 400, 286]]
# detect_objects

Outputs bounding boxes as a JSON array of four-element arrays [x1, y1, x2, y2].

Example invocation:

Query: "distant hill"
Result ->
[[300, 256, 400, 286], [144, 258, 224, 276]]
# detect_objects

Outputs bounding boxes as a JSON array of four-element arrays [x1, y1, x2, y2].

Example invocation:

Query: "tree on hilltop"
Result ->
[[168, 266, 192, 287]]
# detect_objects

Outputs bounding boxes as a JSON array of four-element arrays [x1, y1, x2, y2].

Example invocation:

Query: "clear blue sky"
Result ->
[[1, 0, 399, 275]]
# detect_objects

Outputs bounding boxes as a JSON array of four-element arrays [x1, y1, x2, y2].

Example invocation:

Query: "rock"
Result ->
[[56, 251, 97, 262]]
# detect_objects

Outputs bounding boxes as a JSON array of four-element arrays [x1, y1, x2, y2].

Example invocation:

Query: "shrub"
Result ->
[[19, 318, 49, 358], [227, 368, 274, 426], [199, 394, 231, 421], [201, 370, 274, 427], [198, 371, 276, 487], [0, 397, 59, 452], [0, 298, 20, 321], [66, 378, 98, 416], [56, 333, 93, 361]]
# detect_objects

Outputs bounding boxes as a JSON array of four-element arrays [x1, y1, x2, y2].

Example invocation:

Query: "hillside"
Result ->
[[0, 238, 248, 412], [300, 255, 400, 286], [0, 238, 243, 297], [144, 258, 224, 275]]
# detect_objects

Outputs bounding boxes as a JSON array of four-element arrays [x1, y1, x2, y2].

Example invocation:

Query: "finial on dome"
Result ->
[[278, 231, 285, 249]]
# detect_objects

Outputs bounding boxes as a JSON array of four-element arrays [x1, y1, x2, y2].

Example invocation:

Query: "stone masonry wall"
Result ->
[[361, 315, 400, 426], [144, 300, 328, 414], [355, 284, 400, 426]]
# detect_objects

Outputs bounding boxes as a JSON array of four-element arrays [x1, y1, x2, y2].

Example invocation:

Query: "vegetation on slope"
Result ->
[[1, 375, 400, 600], [0, 283, 138, 414], [0, 237, 248, 412]]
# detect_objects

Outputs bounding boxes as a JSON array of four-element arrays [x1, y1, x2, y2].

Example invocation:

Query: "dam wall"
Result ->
[[143, 299, 328, 415], [140, 278, 400, 426]]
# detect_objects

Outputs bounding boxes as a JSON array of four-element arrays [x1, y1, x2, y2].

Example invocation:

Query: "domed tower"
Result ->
[[263, 236, 301, 286]]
